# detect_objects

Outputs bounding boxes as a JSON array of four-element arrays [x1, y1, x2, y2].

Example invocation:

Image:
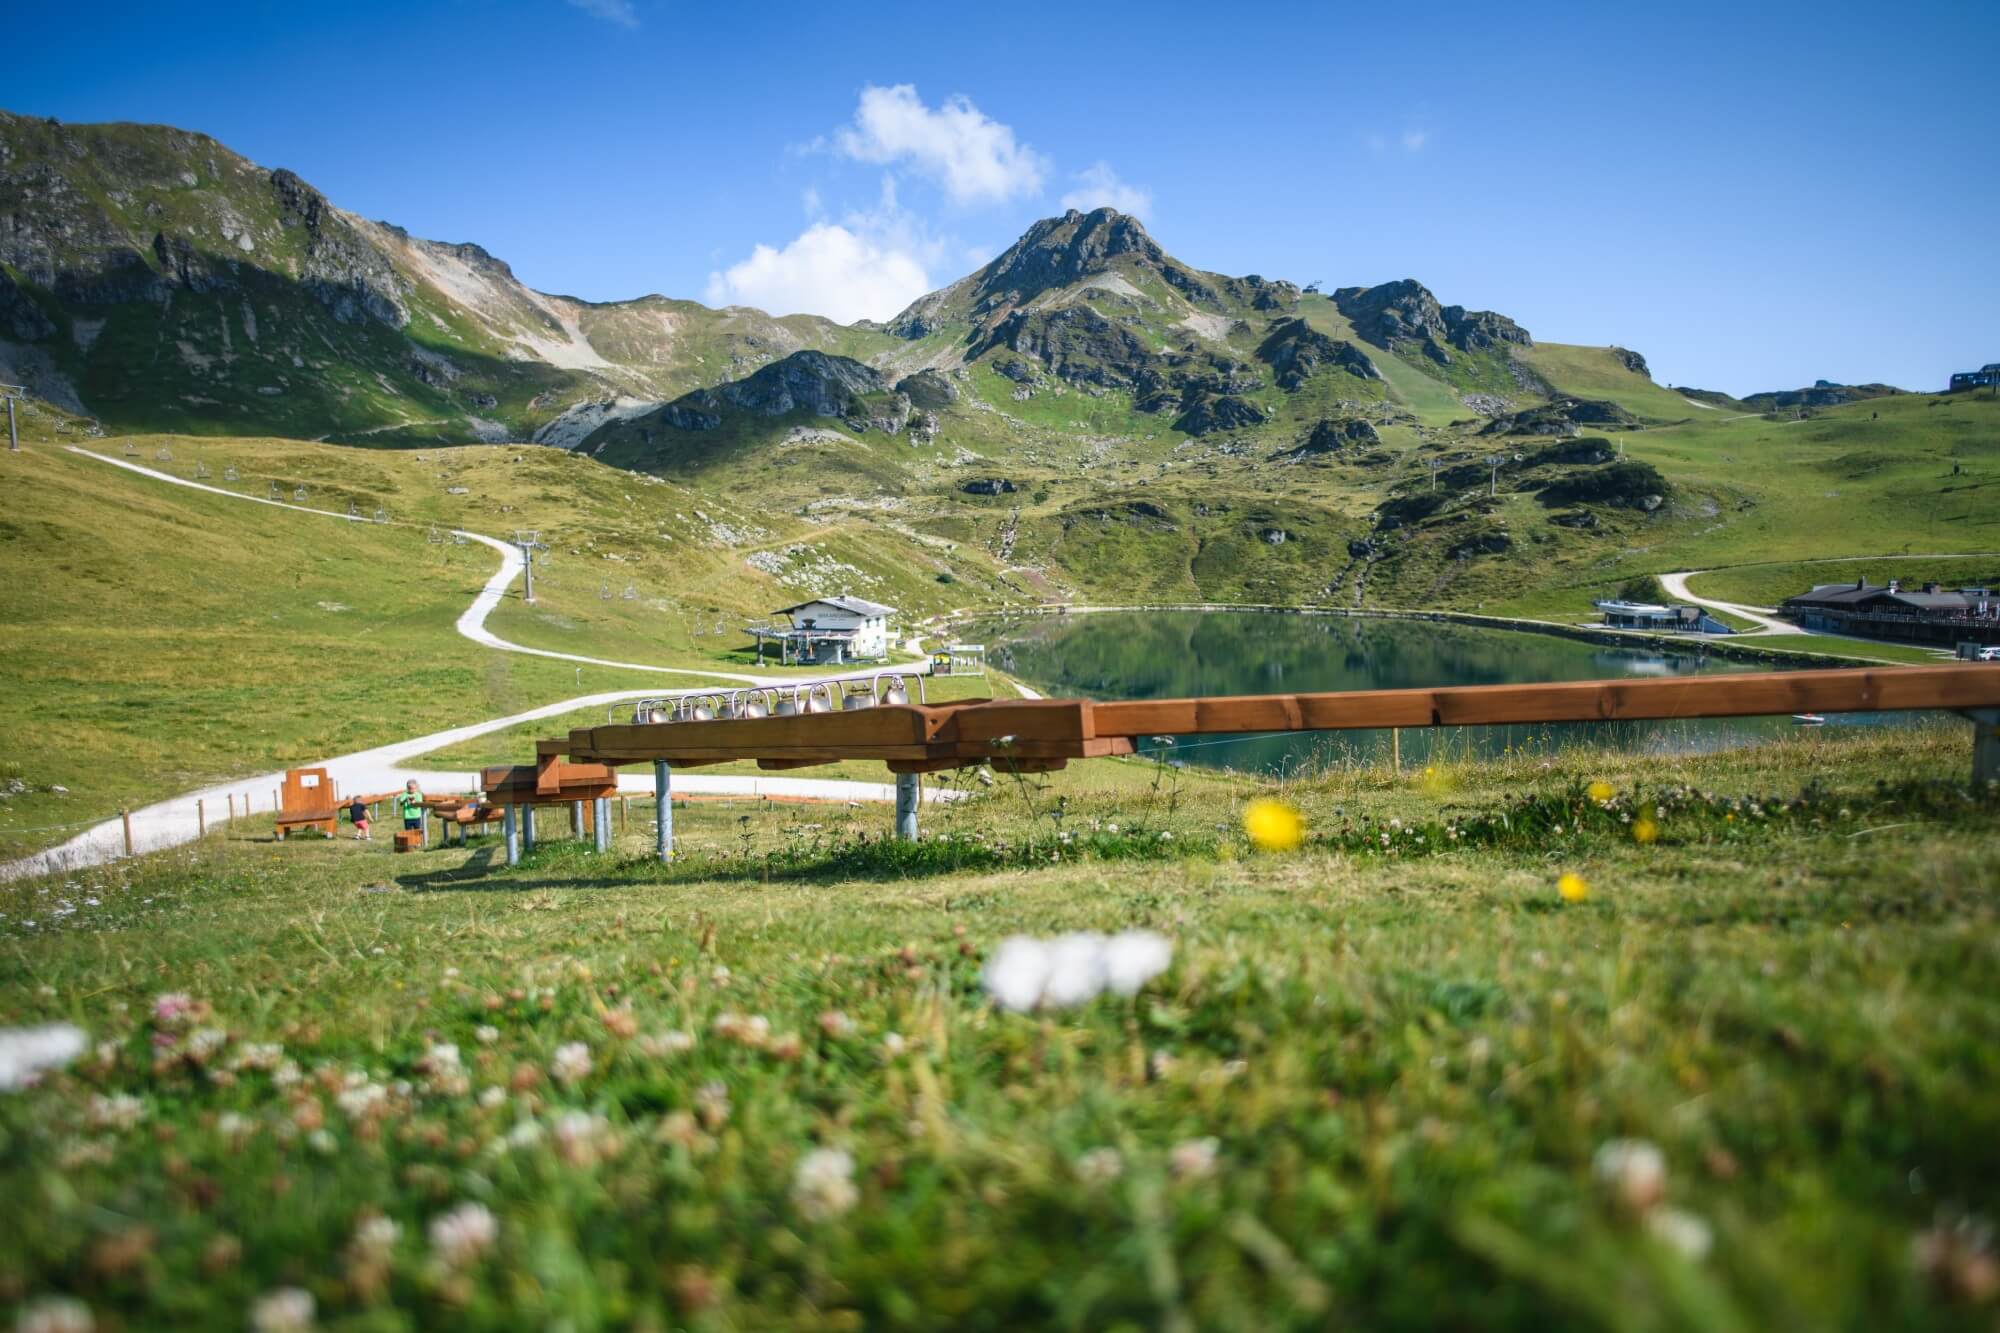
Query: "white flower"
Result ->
[[982, 937, 1054, 1012], [249, 1286, 315, 1332], [549, 1042, 592, 1085], [272, 1061, 302, 1090], [1646, 1206, 1713, 1260], [185, 1027, 229, 1063], [1102, 931, 1173, 997], [1074, 1146, 1124, 1185], [1169, 1137, 1220, 1180], [880, 1032, 907, 1057], [87, 1092, 144, 1130], [216, 1111, 254, 1143], [424, 1043, 462, 1073], [428, 1201, 498, 1268], [791, 1147, 859, 1221], [0, 1023, 87, 1091], [983, 931, 1174, 1011], [1592, 1138, 1667, 1212], [552, 1111, 617, 1167], [474, 1026, 499, 1045], [350, 1214, 400, 1260], [307, 1129, 337, 1155], [335, 1081, 388, 1120], [637, 1029, 695, 1057], [479, 1085, 507, 1109], [14, 1295, 95, 1333]]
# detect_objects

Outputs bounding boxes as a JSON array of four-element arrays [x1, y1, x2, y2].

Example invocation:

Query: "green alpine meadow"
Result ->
[[3, 3, 1998, 1328]]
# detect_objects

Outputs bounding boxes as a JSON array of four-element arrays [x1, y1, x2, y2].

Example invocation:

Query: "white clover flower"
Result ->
[[152, 992, 198, 1028], [350, 1214, 400, 1260], [1102, 931, 1173, 997], [982, 937, 1054, 1012], [636, 1030, 695, 1058], [272, 1061, 302, 1090], [1074, 1146, 1124, 1185], [424, 1043, 462, 1073], [1042, 933, 1110, 1008], [428, 1201, 498, 1268], [479, 1086, 507, 1109], [249, 1286, 315, 1333], [185, 1027, 229, 1063], [474, 1026, 499, 1045], [216, 1111, 255, 1143], [0, 1023, 88, 1092], [307, 1129, 337, 1155], [87, 1092, 144, 1130], [229, 1042, 285, 1073], [880, 1032, 907, 1057], [1592, 1138, 1667, 1212], [505, 1120, 545, 1151], [335, 1082, 388, 1120], [15, 1295, 96, 1333], [1647, 1205, 1713, 1260], [791, 1147, 859, 1222], [549, 1042, 592, 1086], [1169, 1137, 1220, 1180], [552, 1111, 616, 1167]]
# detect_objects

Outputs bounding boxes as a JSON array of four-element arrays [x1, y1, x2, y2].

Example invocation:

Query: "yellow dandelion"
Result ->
[[1632, 817, 1659, 844], [1587, 781, 1614, 803], [1243, 798, 1304, 852], [1419, 764, 1454, 796], [1557, 872, 1591, 902]]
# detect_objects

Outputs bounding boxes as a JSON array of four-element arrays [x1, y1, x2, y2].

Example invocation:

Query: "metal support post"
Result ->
[[654, 761, 673, 862], [504, 806, 519, 866], [572, 799, 585, 840], [523, 805, 536, 852], [1966, 709, 2000, 786], [594, 797, 611, 853], [895, 771, 920, 841]]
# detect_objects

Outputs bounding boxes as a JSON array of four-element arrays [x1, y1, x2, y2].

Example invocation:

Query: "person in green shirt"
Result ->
[[395, 780, 425, 833]]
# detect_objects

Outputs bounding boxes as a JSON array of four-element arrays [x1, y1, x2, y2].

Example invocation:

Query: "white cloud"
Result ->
[[1400, 129, 1431, 152], [1058, 162, 1153, 220], [833, 84, 1046, 207], [567, 0, 639, 27], [705, 223, 931, 325]]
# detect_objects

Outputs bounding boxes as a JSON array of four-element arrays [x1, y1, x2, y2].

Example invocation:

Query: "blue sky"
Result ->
[[8, 0, 1996, 395]]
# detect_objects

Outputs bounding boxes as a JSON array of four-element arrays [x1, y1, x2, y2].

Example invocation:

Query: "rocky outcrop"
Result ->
[[1740, 381, 1906, 412], [1611, 346, 1649, 378], [1333, 279, 1531, 358], [975, 305, 1156, 388], [1255, 319, 1379, 390], [1525, 436, 1616, 467], [1273, 417, 1381, 461], [1481, 399, 1639, 437], [1174, 392, 1266, 436], [0, 269, 55, 340], [961, 478, 1016, 496], [269, 168, 408, 327], [1535, 460, 1669, 509], [1447, 530, 1513, 559], [851, 391, 912, 436], [895, 368, 957, 409]]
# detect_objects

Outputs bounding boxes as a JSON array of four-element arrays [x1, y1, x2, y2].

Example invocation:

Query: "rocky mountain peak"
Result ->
[[1334, 279, 1531, 358]]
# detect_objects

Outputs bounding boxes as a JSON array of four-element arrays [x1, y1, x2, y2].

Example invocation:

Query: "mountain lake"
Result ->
[[968, 610, 1907, 775]]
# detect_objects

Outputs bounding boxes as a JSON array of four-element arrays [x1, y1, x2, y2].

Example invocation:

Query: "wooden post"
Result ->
[[197, 799, 206, 839], [654, 760, 673, 862], [895, 772, 920, 841], [227, 793, 235, 819], [1391, 727, 1401, 773], [121, 809, 134, 857], [504, 805, 520, 866]]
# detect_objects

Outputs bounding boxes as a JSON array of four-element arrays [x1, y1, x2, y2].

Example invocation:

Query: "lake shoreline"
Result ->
[[950, 602, 1895, 671]]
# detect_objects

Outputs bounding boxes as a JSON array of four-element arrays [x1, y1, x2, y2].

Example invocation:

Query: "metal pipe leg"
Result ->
[[572, 799, 585, 840], [504, 806, 519, 866], [655, 760, 673, 862], [523, 806, 537, 852], [895, 771, 920, 841], [1967, 709, 2000, 787], [594, 797, 610, 853], [421, 815, 430, 849]]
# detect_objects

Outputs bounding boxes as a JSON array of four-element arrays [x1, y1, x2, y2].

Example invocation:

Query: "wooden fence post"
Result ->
[[121, 809, 134, 857], [197, 799, 205, 839]]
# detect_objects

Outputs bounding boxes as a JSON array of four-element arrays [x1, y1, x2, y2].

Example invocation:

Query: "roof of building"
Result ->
[[1593, 600, 1693, 616], [776, 595, 897, 618], [1784, 581, 1975, 613]]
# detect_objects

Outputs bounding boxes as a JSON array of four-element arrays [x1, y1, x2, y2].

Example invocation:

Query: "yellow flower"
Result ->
[[1632, 817, 1659, 844], [1587, 781, 1614, 803], [1243, 798, 1304, 852], [1557, 872, 1591, 903]]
